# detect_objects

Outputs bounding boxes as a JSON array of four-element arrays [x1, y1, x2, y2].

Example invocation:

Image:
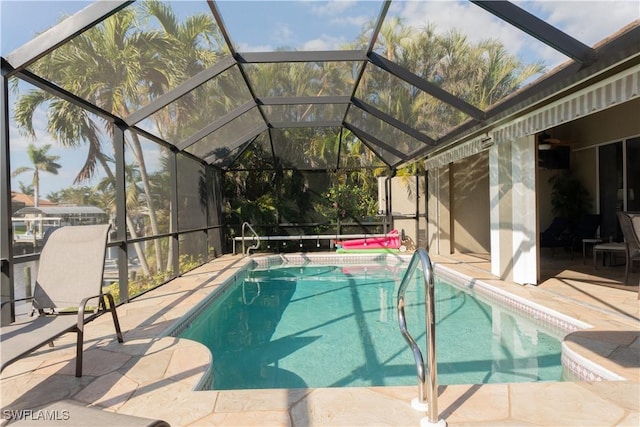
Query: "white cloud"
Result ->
[[310, 0, 358, 16], [388, 0, 638, 70], [272, 22, 294, 45], [9, 123, 37, 151], [520, 0, 640, 46], [302, 34, 348, 50], [236, 41, 275, 52], [397, 2, 527, 51], [330, 14, 371, 28]]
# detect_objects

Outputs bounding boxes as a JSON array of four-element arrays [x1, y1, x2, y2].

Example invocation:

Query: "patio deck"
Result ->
[[1, 252, 638, 426]]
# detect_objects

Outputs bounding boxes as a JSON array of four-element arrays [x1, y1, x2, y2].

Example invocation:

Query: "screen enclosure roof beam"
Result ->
[[176, 101, 256, 151], [350, 98, 435, 146], [203, 123, 268, 164], [269, 121, 343, 128], [236, 51, 368, 64], [368, 52, 485, 121], [343, 122, 409, 162], [471, 1, 596, 64], [258, 96, 351, 106], [6, 1, 132, 72], [125, 56, 237, 126]]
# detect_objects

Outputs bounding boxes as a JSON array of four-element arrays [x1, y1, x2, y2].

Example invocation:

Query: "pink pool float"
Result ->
[[336, 229, 405, 252]]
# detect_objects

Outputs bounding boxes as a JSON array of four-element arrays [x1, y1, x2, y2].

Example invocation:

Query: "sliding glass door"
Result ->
[[598, 137, 640, 241], [626, 137, 640, 212]]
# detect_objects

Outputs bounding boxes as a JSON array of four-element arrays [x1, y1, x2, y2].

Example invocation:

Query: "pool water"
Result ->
[[179, 263, 564, 390]]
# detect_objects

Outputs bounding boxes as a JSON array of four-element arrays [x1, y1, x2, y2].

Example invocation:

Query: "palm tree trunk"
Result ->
[[124, 214, 152, 278], [33, 170, 40, 208], [128, 133, 164, 273], [97, 153, 152, 277]]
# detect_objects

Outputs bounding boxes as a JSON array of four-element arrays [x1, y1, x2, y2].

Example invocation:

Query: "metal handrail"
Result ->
[[397, 248, 445, 426], [241, 222, 260, 256]]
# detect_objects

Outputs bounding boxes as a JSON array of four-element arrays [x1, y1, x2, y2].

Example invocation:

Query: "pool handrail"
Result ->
[[241, 222, 260, 256], [397, 248, 446, 426]]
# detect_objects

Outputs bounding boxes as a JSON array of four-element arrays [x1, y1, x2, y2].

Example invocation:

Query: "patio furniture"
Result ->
[[616, 211, 640, 284], [581, 238, 603, 264], [7, 399, 169, 426], [540, 217, 570, 255], [593, 242, 627, 270], [0, 224, 123, 377], [569, 214, 601, 260]]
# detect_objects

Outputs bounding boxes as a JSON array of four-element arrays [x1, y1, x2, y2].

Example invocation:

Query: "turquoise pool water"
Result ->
[[179, 262, 564, 390]]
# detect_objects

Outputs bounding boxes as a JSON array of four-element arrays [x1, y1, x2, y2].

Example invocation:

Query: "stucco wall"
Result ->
[[570, 97, 640, 146], [425, 166, 452, 254], [451, 151, 490, 253], [389, 175, 426, 249]]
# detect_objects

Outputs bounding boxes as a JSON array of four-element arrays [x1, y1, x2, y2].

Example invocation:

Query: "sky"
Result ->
[[1, 0, 638, 198]]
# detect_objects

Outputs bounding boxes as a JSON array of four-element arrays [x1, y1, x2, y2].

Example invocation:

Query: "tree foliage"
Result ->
[[12, 4, 545, 244]]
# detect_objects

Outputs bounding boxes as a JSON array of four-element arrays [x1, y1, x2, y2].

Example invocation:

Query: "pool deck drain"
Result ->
[[1, 253, 638, 426]]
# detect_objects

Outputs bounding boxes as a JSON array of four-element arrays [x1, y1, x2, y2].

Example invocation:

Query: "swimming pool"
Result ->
[[178, 256, 568, 390]]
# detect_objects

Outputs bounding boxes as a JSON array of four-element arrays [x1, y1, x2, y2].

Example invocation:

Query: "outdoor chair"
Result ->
[[0, 224, 123, 377], [540, 217, 570, 255], [569, 213, 601, 259], [616, 211, 640, 285]]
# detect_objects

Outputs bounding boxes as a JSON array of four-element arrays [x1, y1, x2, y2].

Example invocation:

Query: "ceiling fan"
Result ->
[[538, 132, 575, 150]]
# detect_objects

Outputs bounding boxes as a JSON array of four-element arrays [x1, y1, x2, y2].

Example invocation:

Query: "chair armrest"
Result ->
[[1, 297, 34, 310], [76, 293, 104, 331], [75, 292, 118, 331]]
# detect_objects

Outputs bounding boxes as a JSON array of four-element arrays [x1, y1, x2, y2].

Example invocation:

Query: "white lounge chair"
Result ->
[[0, 224, 123, 377]]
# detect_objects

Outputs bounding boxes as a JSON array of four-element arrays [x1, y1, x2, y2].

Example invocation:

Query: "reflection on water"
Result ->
[[181, 268, 300, 389]]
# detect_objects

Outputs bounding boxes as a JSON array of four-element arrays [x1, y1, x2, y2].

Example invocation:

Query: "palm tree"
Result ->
[[14, 2, 222, 274], [11, 144, 61, 207], [18, 182, 34, 196], [95, 159, 152, 277]]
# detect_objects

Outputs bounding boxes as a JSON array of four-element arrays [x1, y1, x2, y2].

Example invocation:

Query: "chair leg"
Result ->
[[104, 293, 124, 343], [75, 329, 83, 378]]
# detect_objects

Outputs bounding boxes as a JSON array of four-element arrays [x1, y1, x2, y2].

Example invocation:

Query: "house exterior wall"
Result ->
[[389, 175, 426, 250], [427, 168, 438, 252], [425, 64, 638, 285], [570, 97, 640, 146], [451, 151, 490, 254], [426, 165, 452, 254]]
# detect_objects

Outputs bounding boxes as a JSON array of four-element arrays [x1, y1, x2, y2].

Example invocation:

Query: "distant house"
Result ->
[[10, 192, 55, 215], [12, 205, 108, 244], [13, 205, 107, 225]]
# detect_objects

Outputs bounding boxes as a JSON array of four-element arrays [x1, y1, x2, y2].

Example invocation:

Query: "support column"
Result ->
[[1, 60, 14, 325], [489, 136, 538, 284], [113, 122, 129, 303], [490, 143, 513, 279], [511, 135, 538, 284]]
